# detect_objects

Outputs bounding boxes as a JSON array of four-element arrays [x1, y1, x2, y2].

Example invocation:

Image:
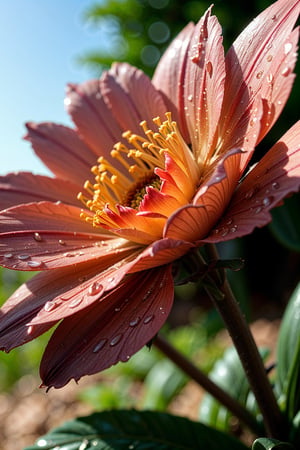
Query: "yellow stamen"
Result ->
[[78, 112, 200, 230]]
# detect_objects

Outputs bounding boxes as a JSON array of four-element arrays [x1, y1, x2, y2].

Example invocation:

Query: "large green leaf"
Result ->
[[24, 410, 248, 450], [199, 347, 267, 432], [276, 283, 300, 420], [252, 437, 295, 449]]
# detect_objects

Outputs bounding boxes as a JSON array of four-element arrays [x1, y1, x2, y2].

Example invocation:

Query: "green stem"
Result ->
[[204, 244, 287, 440], [154, 334, 262, 435]]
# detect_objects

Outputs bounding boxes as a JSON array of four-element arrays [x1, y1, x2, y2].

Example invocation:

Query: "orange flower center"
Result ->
[[78, 113, 200, 242]]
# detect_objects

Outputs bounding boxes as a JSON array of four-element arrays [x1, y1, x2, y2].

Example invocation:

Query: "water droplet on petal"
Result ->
[[256, 70, 263, 79], [18, 254, 30, 260], [88, 281, 102, 296], [271, 14, 277, 21], [245, 189, 254, 200], [69, 296, 84, 308], [27, 260, 42, 268], [34, 232, 42, 242], [129, 317, 140, 327], [4, 253, 13, 259], [114, 307, 121, 312], [27, 325, 34, 335], [272, 181, 280, 190], [266, 74, 273, 84], [263, 196, 274, 207], [255, 206, 262, 214], [144, 314, 154, 324], [266, 54, 273, 62], [44, 301, 57, 312], [93, 338, 107, 353], [281, 67, 291, 77], [284, 42, 292, 55], [59, 239, 66, 245], [187, 94, 193, 102], [206, 60, 213, 77], [110, 334, 123, 346]]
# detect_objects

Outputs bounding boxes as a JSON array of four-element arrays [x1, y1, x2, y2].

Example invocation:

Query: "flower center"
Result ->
[[78, 112, 200, 238]]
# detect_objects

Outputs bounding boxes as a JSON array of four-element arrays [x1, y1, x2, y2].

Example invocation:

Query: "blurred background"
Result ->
[[0, 1, 299, 448]]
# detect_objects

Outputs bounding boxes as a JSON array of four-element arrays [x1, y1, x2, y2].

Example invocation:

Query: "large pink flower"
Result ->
[[0, 0, 300, 388]]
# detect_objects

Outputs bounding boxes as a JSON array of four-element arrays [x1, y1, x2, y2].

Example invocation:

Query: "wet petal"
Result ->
[[203, 121, 300, 242], [219, 0, 300, 155], [0, 172, 81, 210], [152, 22, 195, 142], [25, 123, 96, 185], [40, 266, 173, 388], [0, 257, 137, 351], [164, 150, 242, 241], [0, 201, 141, 270], [183, 8, 225, 162]]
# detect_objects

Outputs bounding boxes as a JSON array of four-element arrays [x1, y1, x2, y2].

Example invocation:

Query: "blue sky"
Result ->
[[0, 0, 107, 175]]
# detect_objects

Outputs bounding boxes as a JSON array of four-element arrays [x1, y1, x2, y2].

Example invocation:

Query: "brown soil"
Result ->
[[0, 319, 280, 450]]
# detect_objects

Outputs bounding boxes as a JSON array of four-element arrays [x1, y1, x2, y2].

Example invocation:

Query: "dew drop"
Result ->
[[281, 67, 291, 77], [256, 71, 263, 79], [93, 338, 107, 353], [272, 181, 280, 190], [110, 334, 123, 346], [114, 307, 121, 312], [34, 232, 42, 242], [255, 206, 262, 214], [226, 218, 233, 225], [44, 301, 57, 312], [4, 253, 13, 259], [129, 317, 140, 327], [27, 260, 42, 268], [59, 239, 66, 245], [263, 196, 274, 207], [266, 74, 273, 84], [88, 282, 102, 296], [230, 226, 238, 233], [221, 228, 229, 237], [284, 42, 292, 55], [245, 189, 254, 200], [206, 60, 213, 77], [27, 325, 34, 335], [266, 54, 273, 62], [144, 314, 154, 324], [187, 94, 193, 102], [143, 290, 152, 301], [271, 14, 277, 21], [69, 296, 84, 308], [18, 254, 30, 260]]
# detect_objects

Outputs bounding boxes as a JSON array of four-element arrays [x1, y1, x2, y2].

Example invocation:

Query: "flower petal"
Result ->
[[106, 63, 168, 131], [203, 121, 300, 242], [183, 7, 225, 162], [25, 123, 96, 185], [0, 201, 140, 270], [0, 256, 137, 352], [219, 0, 300, 157], [152, 22, 195, 142], [66, 79, 124, 158], [0, 172, 81, 210], [39, 266, 173, 388], [164, 150, 242, 241]]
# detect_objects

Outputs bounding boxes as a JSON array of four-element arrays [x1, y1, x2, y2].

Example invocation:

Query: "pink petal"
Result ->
[[183, 8, 225, 160], [0, 172, 81, 210], [66, 79, 124, 158], [25, 123, 96, 186], [0, 257, 136, 351], [203, 120, 300, 243], [152, 23, 195, 142], [0, 201, 140, 270], [106, 63, 168, 131], [40, 266, 173, 388], [219, 0, 300, 157]]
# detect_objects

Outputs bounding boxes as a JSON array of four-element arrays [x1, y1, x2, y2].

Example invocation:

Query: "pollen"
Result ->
[[78, 112, 200, 231]]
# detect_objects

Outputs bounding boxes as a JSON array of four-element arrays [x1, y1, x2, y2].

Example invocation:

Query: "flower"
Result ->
[[0, 0, 300, 388]]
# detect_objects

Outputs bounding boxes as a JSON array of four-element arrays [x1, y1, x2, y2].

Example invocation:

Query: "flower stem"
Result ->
[[204, 244, 287, 440], [154, 334, 262, 435]]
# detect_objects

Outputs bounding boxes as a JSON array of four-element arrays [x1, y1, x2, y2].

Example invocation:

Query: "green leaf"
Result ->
[[252, 437, 295, 449], [269, 194, 300, 252], [24, 409, 248, 450], [199, 347, 268, 432], [276, 283, 300, 419]]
